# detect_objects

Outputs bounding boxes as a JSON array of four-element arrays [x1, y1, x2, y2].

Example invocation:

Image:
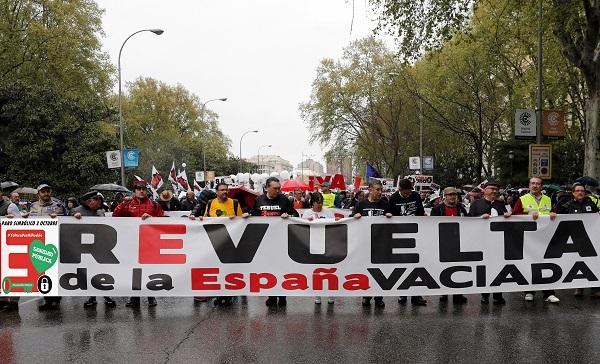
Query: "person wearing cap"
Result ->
[[71, 191, 117, 308], [389, 178, 427, 306], [113, 180, 164, 307], [158, 190, 183, 211], [467, 180, 510, 305], [29, 184, 65, 310], [320, 182, 340, 208], [512, 177, 560, 304], [431, 187, 468, 304], [29, 184, 66, 218]]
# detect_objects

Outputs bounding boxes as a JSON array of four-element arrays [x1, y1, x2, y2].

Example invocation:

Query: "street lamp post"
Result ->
[[508, 150, 515, 183], [118, 28, 164, 186], [258, 144, 272, 174], [201, 98, 227, 186], [239, 130, 258, 172]]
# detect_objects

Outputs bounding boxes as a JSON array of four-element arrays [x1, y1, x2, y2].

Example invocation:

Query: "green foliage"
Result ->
[[0, 0, 116, 198], [0, 82, 116, 197], [120, 78, 241, 182]]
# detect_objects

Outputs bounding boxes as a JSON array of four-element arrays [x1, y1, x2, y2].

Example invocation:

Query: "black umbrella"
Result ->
[[575, 176, 599, 187], [1, 181, 19, 190], [90, 184, 131, 193]]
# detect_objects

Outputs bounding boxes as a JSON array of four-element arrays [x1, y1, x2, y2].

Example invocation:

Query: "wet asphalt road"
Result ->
[[1, 291, 600, 363]]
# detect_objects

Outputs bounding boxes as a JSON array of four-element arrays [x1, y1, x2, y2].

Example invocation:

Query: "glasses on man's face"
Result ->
[[573, 189, 586, 193], [271, 186, 281, 190], [218, 188, 228, 192]]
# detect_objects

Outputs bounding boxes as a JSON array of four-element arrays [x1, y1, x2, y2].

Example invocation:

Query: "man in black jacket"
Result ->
[[467, 180, 511, 304], [557, 182, 600, 297], [251, 177, 298, 307], [353, 180, 392, 308], [388, 179, 427, 306], [72, 191, 117, 308]]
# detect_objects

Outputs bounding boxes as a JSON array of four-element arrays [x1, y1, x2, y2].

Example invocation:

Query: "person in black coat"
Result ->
[[251, 177, 298, 307]]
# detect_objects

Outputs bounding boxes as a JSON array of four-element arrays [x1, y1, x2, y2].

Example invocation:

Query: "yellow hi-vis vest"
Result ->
[[520, 193, 552, 215], [322, 193, 336, 208], [590, 195, 600, 209]]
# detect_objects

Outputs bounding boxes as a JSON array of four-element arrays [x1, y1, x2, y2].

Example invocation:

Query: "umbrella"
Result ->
[[280, 179, 310, 192], [575, 176, 599, 187], [543, 184, 562, 193], [90, 184, 131, 193], [13, 187, 37, 194], [228, 186, 259, 211], [1, 181, 19, 190]]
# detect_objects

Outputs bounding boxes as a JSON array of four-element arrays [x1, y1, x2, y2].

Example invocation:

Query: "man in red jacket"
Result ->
[[113, 180, 164, 307]]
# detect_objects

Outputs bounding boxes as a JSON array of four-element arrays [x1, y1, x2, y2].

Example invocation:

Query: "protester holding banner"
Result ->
[[513, 177, 560, 303], [302, 192, 336, 304], [29, 184, 65, 310], [557, 182, 600, 298], [71, 191, 117, 308], [252, 177, 298, 307], [430, 187, 469, 304], [353, 180, 391, 308], [388, 179, 427, 306], [113, 180, 164, 307], [467, 180, 509, 305]]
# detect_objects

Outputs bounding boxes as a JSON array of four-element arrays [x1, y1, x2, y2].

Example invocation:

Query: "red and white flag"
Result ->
[[151, 165, 164, 191], [169, 162, 178, 191], [176, 170, 190, 192], [193, 179, 202, 193]]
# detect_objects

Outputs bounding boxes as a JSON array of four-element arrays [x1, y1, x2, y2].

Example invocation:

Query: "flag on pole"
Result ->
[[177, 170, 190, 191], [366, 162, 382, 179], [193, 179, 202, 193], [168, 162, 178, 192], [151, 165, 164, 191]]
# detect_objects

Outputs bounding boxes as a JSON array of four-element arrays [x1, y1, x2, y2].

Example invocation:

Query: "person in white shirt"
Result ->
[[6, 192, 29, 218], [301, 192, 335, 220], [302, 192, 336, 305]]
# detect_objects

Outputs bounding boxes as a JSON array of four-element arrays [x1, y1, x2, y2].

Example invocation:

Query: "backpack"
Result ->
[[205, 198, 239, 217]]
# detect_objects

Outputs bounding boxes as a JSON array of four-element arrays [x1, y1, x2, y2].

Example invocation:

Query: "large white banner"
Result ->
[[2, 215, 600, 297]]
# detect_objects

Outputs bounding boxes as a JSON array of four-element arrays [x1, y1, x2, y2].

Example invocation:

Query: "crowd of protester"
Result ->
[[1, 174, 599, 312]]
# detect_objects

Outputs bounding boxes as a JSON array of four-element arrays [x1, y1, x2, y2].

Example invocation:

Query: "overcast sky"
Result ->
[[95, 0, 387, 170]]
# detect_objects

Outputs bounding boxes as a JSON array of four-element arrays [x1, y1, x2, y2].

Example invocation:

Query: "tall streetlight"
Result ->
[[201, 98, 227, 185], [257, 145, 272, 174], [118, 28, 164, 186], [239, 130, 258, 172], [388, 72, 423, 173]]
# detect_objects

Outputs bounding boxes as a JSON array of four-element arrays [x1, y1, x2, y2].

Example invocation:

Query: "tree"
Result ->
[[0, 0, 117, 197], [120, 78, 235, 183], [300, 38, 424, 177], [370, 0, 600, 179]]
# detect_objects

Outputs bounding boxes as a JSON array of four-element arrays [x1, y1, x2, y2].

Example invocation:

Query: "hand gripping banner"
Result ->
[[1, 215, 600, 297]]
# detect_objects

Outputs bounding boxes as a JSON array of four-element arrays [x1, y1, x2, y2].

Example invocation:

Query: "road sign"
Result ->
[[528, 144, 552, 179], [515, 109, 536, 139], [423, 156, 434, 170], [409, 156, 421, 170], [106, 150, 121, 169], [123, 148, 139, 168]]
